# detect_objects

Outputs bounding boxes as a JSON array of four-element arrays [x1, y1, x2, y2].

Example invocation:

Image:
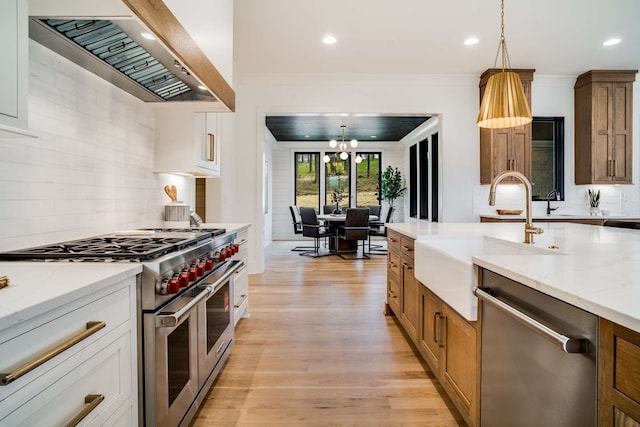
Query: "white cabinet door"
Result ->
[[195, 112, 221, 175], [154, 107, 222, 176], [0, 0, 28, 134]]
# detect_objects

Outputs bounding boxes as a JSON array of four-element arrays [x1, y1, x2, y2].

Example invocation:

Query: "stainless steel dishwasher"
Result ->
[[476, 269, 598, 427]]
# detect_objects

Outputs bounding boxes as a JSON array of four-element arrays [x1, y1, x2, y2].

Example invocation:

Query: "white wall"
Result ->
[[232, 74, 479, 272], [0, 41, 175, 251], [232, 73, 640, 273]]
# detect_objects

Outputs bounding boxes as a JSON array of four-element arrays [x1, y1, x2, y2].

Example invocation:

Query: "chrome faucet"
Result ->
[[488, 171, 544, 244], [546, 189, 561, 215]]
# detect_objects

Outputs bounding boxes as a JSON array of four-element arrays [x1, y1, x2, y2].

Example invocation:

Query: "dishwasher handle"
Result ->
[[474, 287, 589, 354]]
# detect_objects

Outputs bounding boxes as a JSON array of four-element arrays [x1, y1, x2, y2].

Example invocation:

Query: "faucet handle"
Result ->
[[526, 224, 544, 235]]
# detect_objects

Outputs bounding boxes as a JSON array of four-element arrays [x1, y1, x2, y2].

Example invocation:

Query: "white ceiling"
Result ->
[[231, 0, 640, 77]]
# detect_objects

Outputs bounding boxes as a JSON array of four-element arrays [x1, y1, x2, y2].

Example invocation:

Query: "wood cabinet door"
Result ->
[[612, 83, 632, 182], [400, 258, 418, 341], [419, 286, 442, 371], [441, 304, 478, 423], [387, 274, 401, 316], [599, 318, 640, 426]]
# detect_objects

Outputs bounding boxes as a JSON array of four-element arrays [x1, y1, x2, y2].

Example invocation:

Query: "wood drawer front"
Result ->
[[387, 230, 401, 252], [400, 236, 415, 260], [0, 286, 131, 397], [0, 332, 132, 426], [388, 250, 401, 278], [387, 275, 400, 315]]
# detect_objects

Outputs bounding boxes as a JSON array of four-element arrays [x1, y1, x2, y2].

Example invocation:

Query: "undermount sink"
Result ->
[[414, 235, 561, 321]]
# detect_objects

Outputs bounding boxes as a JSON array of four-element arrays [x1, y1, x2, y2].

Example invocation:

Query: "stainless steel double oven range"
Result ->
[[0, 228, 244, 426]]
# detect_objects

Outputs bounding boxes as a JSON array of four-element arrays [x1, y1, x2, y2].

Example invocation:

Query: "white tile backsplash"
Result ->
[[0, 41, 190, 251]]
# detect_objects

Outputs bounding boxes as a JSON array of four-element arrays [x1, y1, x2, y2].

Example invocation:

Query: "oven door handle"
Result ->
[[474, 287, 589, 353], [200, 260, 244, 293], [155, 286, 212, 328]]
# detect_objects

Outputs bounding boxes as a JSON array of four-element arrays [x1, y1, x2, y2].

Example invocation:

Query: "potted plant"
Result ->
[[330, 187, 347, 214], [380, 166, 406, 210], [588, 188, 600, 215]]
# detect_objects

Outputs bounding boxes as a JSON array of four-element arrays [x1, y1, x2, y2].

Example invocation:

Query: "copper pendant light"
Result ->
[[476, 0, 532, 129]]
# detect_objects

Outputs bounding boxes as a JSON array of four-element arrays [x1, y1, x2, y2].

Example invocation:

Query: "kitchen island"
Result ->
[[386, 221, 640, 427]]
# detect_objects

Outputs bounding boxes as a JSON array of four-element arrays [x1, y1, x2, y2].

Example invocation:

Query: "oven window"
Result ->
[[167, 319, 190, 406], [206, 282, 230, 353]]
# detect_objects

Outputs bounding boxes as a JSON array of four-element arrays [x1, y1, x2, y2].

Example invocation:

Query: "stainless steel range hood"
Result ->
[[29, 17, 218, 103]]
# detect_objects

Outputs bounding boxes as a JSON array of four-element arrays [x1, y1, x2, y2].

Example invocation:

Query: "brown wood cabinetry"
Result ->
[[574, 70, 637, 184], [386, 229, 478, 427], [399, 235, 418, 340], [479, 69, 535, 184], [385, 230, 418, 340], [418, 286, 479, 427], [599, 318, 640, 426]]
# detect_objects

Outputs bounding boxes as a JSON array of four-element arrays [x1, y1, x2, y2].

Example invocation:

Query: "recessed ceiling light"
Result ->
[[603, 38, 621, 46], [464, 37, 479, 46], [198, 85, 207, 90], [370, 135, 377, 138], [322, 35, 337, 44], [141, 32, 156, 40], [304, 135, 310, 138]]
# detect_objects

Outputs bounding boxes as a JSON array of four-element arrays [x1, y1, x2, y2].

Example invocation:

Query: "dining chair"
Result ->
[[299, 207, 335, 258], [323, 204, 337, 214], [366, 205, 382, 220], [368, 206, 395, 254], [289, 206, 316, 252], [336, 208, 370, 259]]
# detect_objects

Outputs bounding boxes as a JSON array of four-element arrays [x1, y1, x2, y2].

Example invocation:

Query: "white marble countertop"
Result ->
[[199, 223, 251, 234], [387, 222, 640, 333], [0, 263, 142, 333]]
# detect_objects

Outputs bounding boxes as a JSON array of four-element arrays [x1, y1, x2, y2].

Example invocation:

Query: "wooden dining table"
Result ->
[[317, 213, 379, 251]]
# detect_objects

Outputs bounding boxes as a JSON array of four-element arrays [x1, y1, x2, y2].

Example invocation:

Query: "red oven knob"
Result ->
[[167, 278, 180, 294], [205, 259, 214, 270], [188, 268, 197, 281], [196, 264, 205, 277], [233, 243, 239, 254], [178, 273, 189, 288], [226, 246, 233, 257], [219, 250, 227, 261]]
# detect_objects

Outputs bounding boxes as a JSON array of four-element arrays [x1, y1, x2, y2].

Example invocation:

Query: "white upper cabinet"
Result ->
[[0, 0, 30, 137], [154, 104, 223, 176]]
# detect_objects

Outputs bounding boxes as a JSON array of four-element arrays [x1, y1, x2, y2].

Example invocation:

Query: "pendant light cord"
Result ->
[[492, 0, 512, 71]]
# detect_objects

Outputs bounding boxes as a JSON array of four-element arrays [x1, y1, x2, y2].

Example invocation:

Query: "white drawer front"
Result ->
[[233, 265, 249, 325], [0, 332, 132, 426], [0, 285, 131, 398]]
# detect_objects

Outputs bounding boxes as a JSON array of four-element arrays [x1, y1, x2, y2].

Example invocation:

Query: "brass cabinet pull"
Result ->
[[0, 321, 106, 385], [435, 314, 446, 348], [208, 133, 216, 162], [433, 312, 440, 343], [389, 237, 397, 243], [401, 245, 413, 252], [401, 261, 413, 270], [65, 394, 104, 427]]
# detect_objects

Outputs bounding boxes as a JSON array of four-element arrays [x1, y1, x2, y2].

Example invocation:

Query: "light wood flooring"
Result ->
[[193, 241, 464, 426]]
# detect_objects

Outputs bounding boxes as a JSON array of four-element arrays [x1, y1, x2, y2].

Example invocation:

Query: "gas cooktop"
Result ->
[[0, 228, 226, 262]]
